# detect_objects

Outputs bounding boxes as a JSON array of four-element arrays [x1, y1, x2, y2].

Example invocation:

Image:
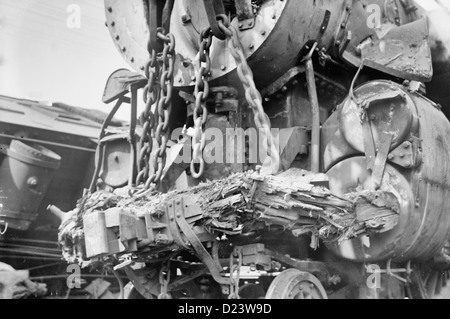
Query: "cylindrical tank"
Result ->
[[105, 0, 414, 90], [105, 0, 347, 88], [323, 80, 450, 263], [0, 141, 61, 231]]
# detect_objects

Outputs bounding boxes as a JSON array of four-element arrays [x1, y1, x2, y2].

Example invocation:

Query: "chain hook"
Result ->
[[219, 20, 280, 175], [158, 261, 172, 299], [228, 247, 243, 299]]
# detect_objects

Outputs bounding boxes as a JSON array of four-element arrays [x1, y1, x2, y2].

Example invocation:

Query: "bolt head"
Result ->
[[181, 14, 191, 24], [28, 177, 38, 187]]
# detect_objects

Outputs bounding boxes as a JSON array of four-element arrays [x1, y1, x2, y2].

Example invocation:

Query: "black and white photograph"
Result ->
[[1, 0, 450, 302]]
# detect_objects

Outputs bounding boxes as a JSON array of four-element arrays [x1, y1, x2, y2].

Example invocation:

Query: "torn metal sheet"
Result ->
[[361, 18, 433, 82]]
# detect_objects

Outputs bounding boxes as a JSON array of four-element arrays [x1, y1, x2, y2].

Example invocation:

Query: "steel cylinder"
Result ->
[[105, 0, 348, 88], [0, 141, 61, 231], [323, 80, 450, 263]]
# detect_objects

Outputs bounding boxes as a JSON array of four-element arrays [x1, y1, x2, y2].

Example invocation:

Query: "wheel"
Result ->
[[265, 269, 328, 299]]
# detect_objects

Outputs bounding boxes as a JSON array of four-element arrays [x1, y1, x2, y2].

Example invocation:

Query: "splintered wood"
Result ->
[[59, 168, 399, 263]]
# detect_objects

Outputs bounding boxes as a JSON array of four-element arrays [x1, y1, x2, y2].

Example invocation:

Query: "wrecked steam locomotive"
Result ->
[[0, 95, 120, 298], [58, 0, 450, 299]]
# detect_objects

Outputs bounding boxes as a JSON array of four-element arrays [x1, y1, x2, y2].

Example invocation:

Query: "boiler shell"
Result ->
[[326, 82, 450, 262]]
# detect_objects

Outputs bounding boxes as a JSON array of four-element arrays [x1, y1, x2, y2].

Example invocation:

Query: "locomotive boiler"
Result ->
[[59, 0, 450, 299]]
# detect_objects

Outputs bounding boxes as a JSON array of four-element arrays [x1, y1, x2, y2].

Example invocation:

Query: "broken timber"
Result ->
[[59, 168, 399, 263]]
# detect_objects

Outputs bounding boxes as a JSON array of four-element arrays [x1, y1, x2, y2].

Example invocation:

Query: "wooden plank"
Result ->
[[83, 212, 109, 258]]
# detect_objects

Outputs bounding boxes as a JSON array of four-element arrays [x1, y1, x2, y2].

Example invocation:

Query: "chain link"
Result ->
[[217, 15, 280, 175], [136, 49, 158, 187], [228, 247, 243, 299], [136, 28, 176, 192], [190, 28, 212, 179]]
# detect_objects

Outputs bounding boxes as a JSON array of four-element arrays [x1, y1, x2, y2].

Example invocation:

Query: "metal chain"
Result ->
[[190, 28, 212, 179], [136, 28, 176, 192], [136, 50, 158, 187], [228, 247, 243, 299], [158, 262, 171, 299], [217, 15, 280, 175]]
